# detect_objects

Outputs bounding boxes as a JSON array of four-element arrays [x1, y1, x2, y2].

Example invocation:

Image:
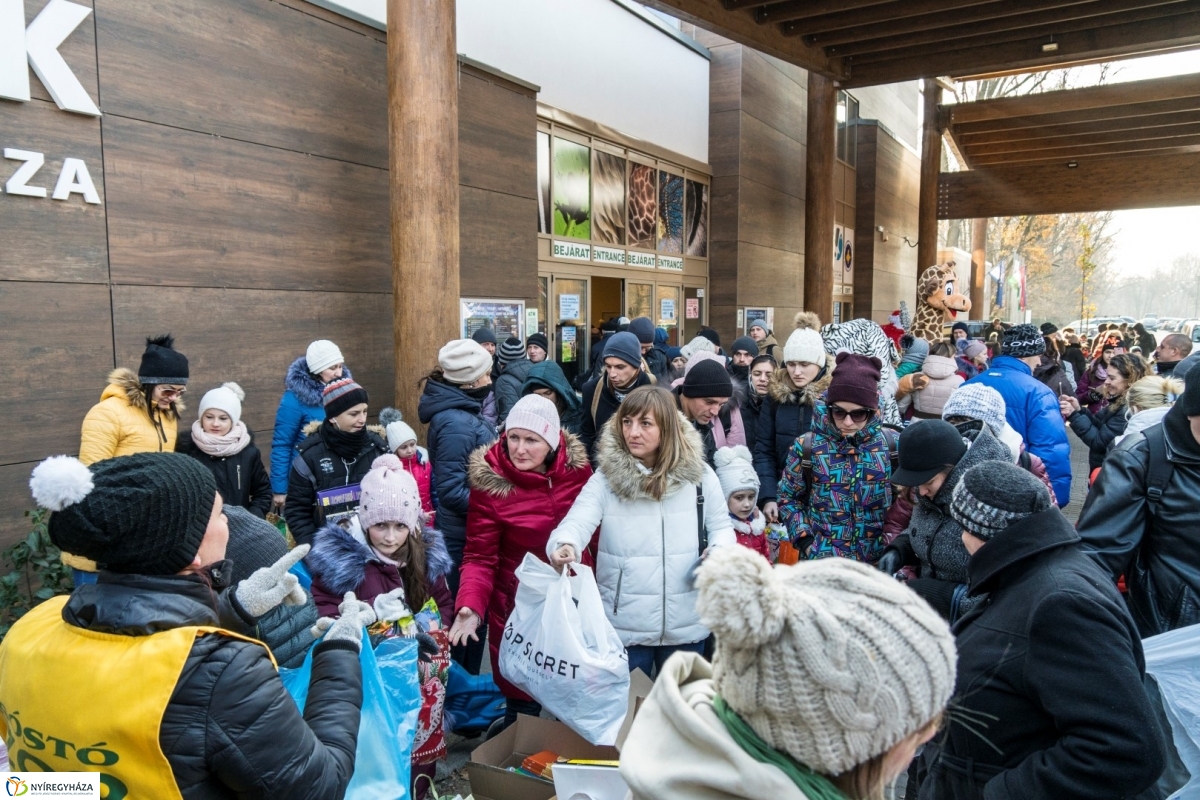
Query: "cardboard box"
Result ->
[[468, 716, 618, 800], [553, 762, 628, 800], [468, 669, 654, 800]]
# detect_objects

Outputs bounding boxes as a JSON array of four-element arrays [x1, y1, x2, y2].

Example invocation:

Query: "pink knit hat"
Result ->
[[358, 454, 422, 531], [505, 394, 561, 451]]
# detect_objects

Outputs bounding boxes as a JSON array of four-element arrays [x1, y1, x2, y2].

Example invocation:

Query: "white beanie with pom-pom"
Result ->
[[783, 312, 827, 367], [695, 546, 957, 776], [714, 445, 758, 502], [198, 382, 245, 426], [380, 407, 418, 453]]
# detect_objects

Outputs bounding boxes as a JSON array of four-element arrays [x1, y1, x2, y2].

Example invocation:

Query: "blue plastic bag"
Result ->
[[444, 661, 506, 734], [281, 635, 422, 799]]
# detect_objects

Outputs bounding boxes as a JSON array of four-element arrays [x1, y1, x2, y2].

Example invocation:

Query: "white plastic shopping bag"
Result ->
[[498, 553, 630, 745], [1143, 623, 1200, 800]]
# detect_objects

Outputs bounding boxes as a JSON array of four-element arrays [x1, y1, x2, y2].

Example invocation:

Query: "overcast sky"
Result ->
[[1086, 52, 1200, 280]]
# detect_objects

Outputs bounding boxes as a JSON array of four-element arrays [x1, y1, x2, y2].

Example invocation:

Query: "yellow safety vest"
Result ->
[[0, 595, 274, 800]]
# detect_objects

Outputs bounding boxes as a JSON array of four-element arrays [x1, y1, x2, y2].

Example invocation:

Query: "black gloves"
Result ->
[[877, 548, 905, 577], [906, 578, 960, 620]]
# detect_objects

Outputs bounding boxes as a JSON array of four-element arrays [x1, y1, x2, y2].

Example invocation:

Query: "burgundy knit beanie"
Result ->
[[826, 352, 882, 409]]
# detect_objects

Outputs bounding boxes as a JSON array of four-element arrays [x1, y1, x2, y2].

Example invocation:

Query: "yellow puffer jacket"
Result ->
[[68, 369, 181, 571]]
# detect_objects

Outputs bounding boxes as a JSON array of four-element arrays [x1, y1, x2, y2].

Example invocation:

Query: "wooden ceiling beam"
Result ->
[[806, 0, 1099, 50], [835, 0, 1187, 61], [641, 0, 845, 77], [841, 11, 1200, 86], [963, 121, 1200, 156], [949, 65, 1200, 125], [956, 108, 1200, 145], [937, 150, 1200, 218], [721, 0, 777, 9], [968, 133, 1200, 165], [755, 0, 897, 24], [778, 0, 995, 35], [952, 95, 1200, 135]]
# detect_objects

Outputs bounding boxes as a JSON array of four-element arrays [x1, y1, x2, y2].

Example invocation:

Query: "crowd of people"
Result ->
[[1, 307, 1197, 800]]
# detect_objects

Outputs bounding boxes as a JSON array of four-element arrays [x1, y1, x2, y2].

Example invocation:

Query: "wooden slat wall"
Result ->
[[854, 122, 920, 323], [0, 0, 536, 548]]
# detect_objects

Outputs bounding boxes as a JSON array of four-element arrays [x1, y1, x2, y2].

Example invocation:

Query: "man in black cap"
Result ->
[[1077, 362, 1200, 636], [673, 355, 735, 467], [4, 452, 373, 797], [471, 326, 500, 379], [918, 460, 1164, 799], [629, 317, 669, 382], [526, 331, 549, 364]]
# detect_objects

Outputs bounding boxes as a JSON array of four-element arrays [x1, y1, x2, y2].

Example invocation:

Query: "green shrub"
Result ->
[[0, 509, 73, 640]]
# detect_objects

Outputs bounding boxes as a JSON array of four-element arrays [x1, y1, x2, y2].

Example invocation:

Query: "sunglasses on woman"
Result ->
[[159, 386, 187, 399], [829, 404, 872, 423]]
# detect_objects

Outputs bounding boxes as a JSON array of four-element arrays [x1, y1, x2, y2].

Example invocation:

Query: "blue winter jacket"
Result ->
[[417, 378, 497, 568], [270, 357, 351, 494], [964, 356, 1072, 505]]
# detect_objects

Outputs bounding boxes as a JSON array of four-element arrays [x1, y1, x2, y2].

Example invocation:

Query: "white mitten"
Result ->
[[234, 545, 309, 618]]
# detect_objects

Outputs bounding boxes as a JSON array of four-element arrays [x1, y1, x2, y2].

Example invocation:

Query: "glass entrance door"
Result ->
[[655, 284, 682, 347], [552, 277, 588, 386], [626, 282, 654, 322]]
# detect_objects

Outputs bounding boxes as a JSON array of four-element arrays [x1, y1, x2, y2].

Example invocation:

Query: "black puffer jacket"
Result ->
[[284, 421, 389, 547], [644, 345, 670, 383], [579, 370, 654, 458], [61, 571, 361, 799], [494, 358, 533, 426], [177, 432, 272, 517], [884, 424, 1011, 622], [1077, 406, 1200, 636], [1067, 402, 1130, 471], [752, 368, 831, 504], [917, 510, 1164, 800]]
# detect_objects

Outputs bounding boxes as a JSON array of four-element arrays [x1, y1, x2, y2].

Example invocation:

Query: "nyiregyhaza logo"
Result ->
[[2, 775, 98, 798]]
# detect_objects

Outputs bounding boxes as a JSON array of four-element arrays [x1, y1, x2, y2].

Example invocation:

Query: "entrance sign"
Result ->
[[0, 0, 101, 116], [553, 240, 591, 261], [657, 255, 683, 271], [628, 252, 655, 269], [593, 246, 625, 266], [4, 148, 100, 203]]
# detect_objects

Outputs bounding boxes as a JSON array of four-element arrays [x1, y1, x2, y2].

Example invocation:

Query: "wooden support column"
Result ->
[[388, 0, 459, 434], [804, 71, 836, 324], [917, 80, 942, 275], [970, 217, 988, 318]]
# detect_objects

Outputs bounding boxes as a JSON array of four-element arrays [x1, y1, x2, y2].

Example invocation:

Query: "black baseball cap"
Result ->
[[892, 420, 968, 487]]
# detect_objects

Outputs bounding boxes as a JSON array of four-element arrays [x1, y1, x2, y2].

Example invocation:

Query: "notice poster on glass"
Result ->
[[660, 298, 676, 322], [561, 325, 578, 362], [743, 308, 773, 334], [461, 299, 525, 342], [559, 293, 581, 321], [686, 298, 699, 319]]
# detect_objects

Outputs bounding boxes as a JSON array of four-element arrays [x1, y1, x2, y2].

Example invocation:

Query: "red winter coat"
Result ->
[[457, 433, 593, 700], [400, 449, 436, 523]]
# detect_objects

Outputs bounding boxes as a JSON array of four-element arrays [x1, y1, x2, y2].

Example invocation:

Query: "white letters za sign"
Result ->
[[4, 148, 101, 204], [0, 0, 100, 116]]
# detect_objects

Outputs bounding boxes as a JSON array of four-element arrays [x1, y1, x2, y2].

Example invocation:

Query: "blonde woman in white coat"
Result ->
[[548, 385, 735, 677]]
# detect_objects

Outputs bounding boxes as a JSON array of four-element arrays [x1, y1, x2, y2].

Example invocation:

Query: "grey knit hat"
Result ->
[[942, 383, 1007, 436], [1001, 324, 1046, 358], [224, 505, 288, 584], [696, 546, 957, 775], [950, 460, 1052, 541]]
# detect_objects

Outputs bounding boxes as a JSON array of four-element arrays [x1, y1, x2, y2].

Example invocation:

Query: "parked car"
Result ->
[[941, 320, 990, 341], [1159, 317, 1183, 333], [1141, 314, 1158, 331], [1181, 319, 1200, 344], [1064, 316, 1134, 339]]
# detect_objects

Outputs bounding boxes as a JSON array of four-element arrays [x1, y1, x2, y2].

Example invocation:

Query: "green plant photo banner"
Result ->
[[553, 137, 591, 239]]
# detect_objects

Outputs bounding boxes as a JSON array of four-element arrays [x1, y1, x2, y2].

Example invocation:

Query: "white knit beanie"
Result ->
[[680, 336, 717, 361], [438, 339, 492, 385], [305, 339, 344, 374], [386, 420, 417, 452], [505, 394, 561, 451], [783, 325, 827, 367], [696, 548, 956, 775], [198, 382, 245, 426], [714, 445, 758, 503]]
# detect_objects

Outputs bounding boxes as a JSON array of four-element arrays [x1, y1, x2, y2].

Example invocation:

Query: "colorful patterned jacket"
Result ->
[[777, 401, 894, 564]]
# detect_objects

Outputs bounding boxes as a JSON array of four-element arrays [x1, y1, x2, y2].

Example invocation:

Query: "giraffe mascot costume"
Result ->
[[910, 262, 972, 343]]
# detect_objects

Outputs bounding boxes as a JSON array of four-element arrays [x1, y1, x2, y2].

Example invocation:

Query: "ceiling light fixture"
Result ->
[[1042, 41, 1059, 52], [1067, 161, 1079, 168]]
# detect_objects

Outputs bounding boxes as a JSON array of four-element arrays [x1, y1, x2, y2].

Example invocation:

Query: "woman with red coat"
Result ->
[[448, 394, 592, 728]]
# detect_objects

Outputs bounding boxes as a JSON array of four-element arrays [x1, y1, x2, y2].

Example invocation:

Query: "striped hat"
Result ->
[[950, 460, 1052, 541], [498, 336, 527, 367], [323, 377, 368, 418]]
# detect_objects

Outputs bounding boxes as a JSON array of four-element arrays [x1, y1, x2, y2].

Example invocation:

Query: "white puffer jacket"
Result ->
[[546, 417, 735, 647]]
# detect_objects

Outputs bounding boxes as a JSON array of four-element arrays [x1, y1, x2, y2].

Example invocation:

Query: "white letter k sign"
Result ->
[[0, 0, 100, 116]]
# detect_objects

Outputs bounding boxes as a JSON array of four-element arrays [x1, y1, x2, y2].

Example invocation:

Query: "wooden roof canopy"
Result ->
[[937, 72, 1200, 218], [647, 0, 1200, 87]]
